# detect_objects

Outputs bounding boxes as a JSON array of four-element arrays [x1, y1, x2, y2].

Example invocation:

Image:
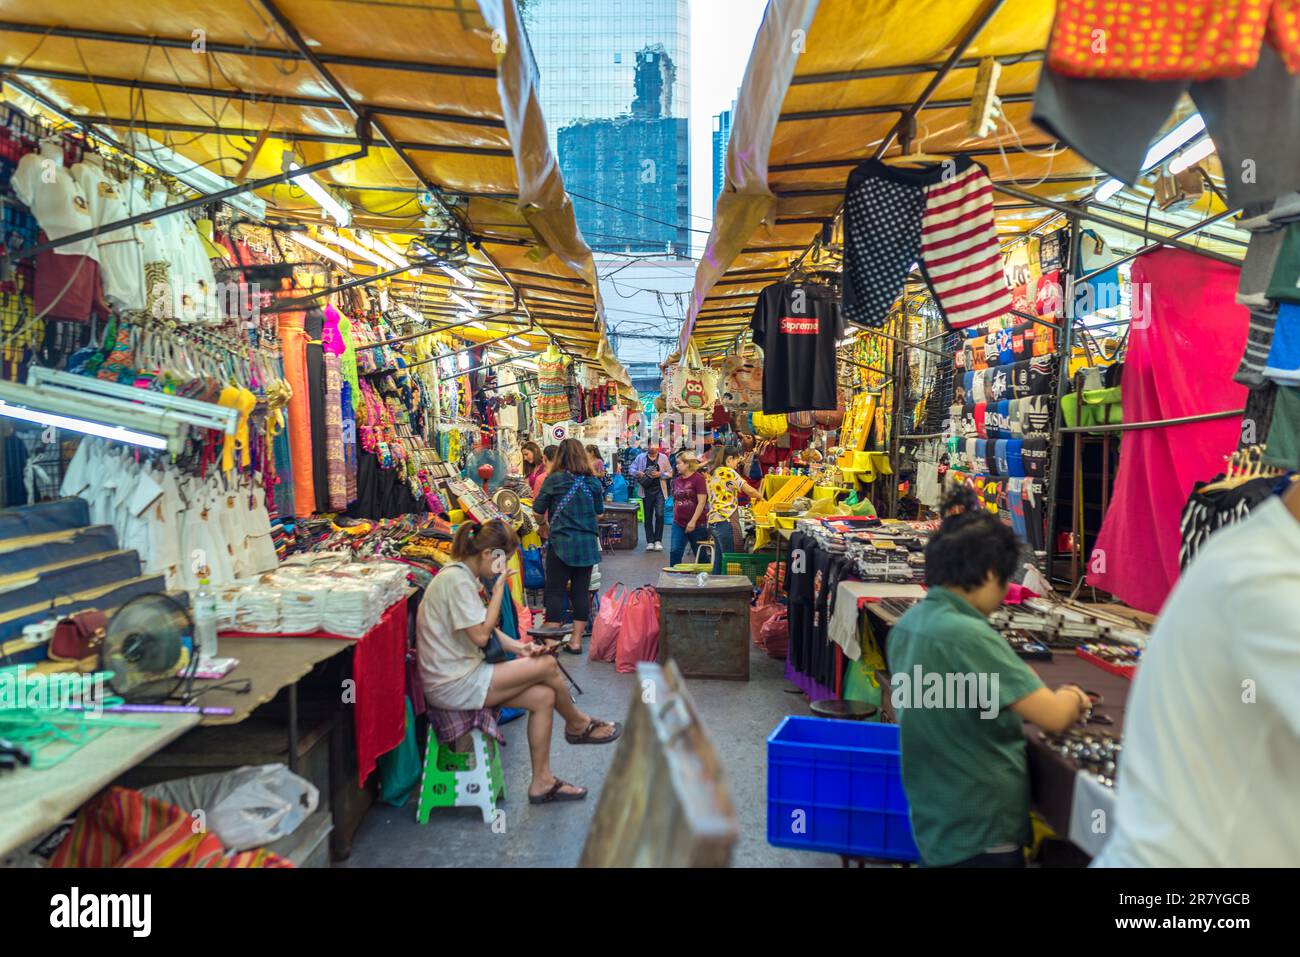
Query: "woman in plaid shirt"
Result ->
[[533, 439, 606, 655]]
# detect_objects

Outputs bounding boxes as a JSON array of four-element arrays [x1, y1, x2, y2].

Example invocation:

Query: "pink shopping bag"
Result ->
[[615, 587, 661, 674], [589, 583, 628, 663]]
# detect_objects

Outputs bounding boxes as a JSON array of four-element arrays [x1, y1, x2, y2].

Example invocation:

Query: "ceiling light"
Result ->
[[439, 263, 475, 289], [400, 303, 423, 323], [449, 291, 480, 314], [287, 232, 350, 269], [1168, 137, 1217, 174], [319, 228, 390, 269], [125, 133, 266, 220], [289, 162, 350, 227], [373, 236, 413, 271], [1142, 114, 1206, 169], [1094, 178, 1124, 202], [354, 230, 404, 270]]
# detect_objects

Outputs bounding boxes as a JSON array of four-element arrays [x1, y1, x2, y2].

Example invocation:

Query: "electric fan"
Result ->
[[99, 593, 196, 701]]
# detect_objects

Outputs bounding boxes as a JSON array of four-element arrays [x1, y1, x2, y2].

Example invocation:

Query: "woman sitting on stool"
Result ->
[[416, 519, 621, 806]]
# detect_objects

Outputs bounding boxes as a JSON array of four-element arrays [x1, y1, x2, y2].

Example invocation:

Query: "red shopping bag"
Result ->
[[761, 611, 789, 659], [750, 574, 782, 650], [589, 583, 628, 663], [615, 587, 661, 674]]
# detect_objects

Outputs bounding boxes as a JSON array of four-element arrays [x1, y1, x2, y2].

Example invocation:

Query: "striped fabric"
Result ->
[[1236, 307, 1279, 387], [921, 164, 1011, 329], [50, 787, 293, 868]]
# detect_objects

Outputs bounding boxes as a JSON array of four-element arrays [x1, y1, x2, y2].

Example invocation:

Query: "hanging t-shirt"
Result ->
[[750, 281, 844, 413]]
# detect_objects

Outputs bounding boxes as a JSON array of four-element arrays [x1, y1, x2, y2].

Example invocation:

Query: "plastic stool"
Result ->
[[416, 727, 504, 824], [694, 542, 714, 568]]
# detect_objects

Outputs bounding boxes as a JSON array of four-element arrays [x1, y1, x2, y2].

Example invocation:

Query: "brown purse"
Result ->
[[49, 608, 109, 662]]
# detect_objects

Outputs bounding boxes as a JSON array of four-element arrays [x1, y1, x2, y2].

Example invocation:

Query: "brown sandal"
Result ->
[[527, 779, 588, 804], [565, 718, 622, 746]]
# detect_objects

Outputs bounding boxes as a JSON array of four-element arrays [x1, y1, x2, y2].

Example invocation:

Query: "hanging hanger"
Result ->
[[881, 116, 954, 168]]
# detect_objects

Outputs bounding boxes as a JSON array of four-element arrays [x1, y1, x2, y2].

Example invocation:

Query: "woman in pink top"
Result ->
[[522, 441, 547, 499]]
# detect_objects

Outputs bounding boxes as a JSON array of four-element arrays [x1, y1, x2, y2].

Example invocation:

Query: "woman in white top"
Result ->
[[416, 520, 621, 805]]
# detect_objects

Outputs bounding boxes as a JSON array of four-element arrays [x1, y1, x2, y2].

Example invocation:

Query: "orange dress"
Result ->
[[278, 304, 316, 517]]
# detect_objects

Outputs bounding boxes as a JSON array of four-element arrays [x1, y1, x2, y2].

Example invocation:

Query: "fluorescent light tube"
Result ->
[[319, 228, 390, 269], [353, 230, 403, 270], [1168, 137, 1217, 174], [1094, 178, 1124, 202], [1142, 114, 1206, 169], [288, 232, 351, 269], [449, 291, 480, 314], [373, 236, 412, 269], [400, 303, 423, 322], [125, 133, 266, 220], [439, 263, 475, 289], [0, 400, 169, 450], [289, 162, 350, 227]]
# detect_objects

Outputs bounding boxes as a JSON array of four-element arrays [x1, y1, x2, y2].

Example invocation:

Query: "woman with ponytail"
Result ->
[[417, 518, 621, 805], [886, 489, 1090, 867]]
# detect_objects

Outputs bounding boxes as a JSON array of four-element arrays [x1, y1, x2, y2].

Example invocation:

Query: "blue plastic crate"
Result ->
[[766, 716, 920, 862]]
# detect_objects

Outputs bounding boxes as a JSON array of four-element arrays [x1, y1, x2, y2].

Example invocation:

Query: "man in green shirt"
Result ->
[[889, 490, 1090, 867]]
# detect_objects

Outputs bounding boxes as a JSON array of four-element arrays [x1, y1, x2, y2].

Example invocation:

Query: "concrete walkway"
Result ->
[[342, 543, 839, 868]]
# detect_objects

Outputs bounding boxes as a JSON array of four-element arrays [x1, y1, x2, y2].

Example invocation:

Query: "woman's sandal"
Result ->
[[527, 779, 588, 804], [565, 718, 622, 746], [562, 644, 583, 655]]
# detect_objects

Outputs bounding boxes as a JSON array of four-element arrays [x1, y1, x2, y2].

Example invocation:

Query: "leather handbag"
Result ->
[[49, 608, 108, 662]]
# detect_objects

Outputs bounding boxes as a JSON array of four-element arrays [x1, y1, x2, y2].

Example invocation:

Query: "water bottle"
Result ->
[[192, 578, 218, 660]]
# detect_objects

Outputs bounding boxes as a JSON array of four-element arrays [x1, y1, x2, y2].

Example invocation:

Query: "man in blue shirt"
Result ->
[[630, 444, 670, 551]]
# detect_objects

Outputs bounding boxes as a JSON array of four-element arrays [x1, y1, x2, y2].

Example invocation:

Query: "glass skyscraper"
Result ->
[[522, 0, 690, 257], [713, 104, 734, 206]]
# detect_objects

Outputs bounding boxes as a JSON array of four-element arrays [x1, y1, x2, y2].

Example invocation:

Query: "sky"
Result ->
[[687, 0, 768, 258]]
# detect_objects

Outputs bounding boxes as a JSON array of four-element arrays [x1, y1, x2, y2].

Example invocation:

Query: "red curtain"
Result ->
[[1087, 249, 1248, 613]]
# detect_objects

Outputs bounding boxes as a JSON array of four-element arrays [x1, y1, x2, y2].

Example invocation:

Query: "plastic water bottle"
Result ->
[[192, 578, 218, 660]]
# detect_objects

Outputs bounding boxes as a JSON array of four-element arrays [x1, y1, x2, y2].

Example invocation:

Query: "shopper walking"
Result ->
[[704, 443, 764, 574], [1094, 479, 1300, 867], [888, 489, 1089, 868], [630, 443, 670, 551], [416, 519, 620, 806], [532, 439, 604, 655], [668, 451, 709, 566]]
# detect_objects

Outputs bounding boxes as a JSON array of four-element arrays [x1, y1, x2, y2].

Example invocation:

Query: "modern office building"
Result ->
[[523, 0, 690, 257], [713, 105, 734, 206]]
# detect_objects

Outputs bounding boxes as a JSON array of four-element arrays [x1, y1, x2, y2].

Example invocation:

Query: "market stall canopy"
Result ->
[[685, 0, 1248, 355], [0, 0, 631, 387]]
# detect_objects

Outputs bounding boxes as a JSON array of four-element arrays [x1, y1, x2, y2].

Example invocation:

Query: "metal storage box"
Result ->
[[655, 572, 751, 681], [603, 502, 640, 550]]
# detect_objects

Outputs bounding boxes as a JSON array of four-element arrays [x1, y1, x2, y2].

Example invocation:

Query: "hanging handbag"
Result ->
[[718, 346, 764, 411], [662, 342, 719, 414], [49, 608, 108, 662]]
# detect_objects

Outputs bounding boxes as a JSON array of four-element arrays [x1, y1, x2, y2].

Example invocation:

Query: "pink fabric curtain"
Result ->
[[1087, 248, 1248, 613]]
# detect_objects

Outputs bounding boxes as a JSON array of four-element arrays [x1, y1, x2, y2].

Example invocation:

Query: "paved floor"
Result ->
[[343, 542, 838, 868]]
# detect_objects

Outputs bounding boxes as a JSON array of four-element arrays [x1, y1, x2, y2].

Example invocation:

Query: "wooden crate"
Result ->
[[655, 572, 751, 681]]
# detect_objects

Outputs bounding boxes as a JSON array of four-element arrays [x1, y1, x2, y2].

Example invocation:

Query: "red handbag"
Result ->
[[49, 608, 108, 662]]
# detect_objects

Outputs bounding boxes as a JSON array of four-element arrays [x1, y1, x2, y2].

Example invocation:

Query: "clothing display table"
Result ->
[[0, 712, 199, 858], [219, 596, 409, 787]]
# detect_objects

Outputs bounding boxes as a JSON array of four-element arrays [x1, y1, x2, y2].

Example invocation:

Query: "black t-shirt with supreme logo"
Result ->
[[750, 281, 844, 413]]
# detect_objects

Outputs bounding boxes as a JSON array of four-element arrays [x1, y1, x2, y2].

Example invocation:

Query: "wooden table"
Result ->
[[0, 712, 199, 858]]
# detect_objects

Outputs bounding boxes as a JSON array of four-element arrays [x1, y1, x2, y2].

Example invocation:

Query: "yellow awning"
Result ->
[[0, 0, 630, 386], [685, 0, 1245, 354]]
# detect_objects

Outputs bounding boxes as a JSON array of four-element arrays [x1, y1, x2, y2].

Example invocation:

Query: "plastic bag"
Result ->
[[750, 576, 783, 650], [141, 763, 318, 852], [522, 546, 545, 589], [377, 701, 421, 807], [590, 583, 628, 662], [761, 612, 789, 659], [615, 587, 660, 674]]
